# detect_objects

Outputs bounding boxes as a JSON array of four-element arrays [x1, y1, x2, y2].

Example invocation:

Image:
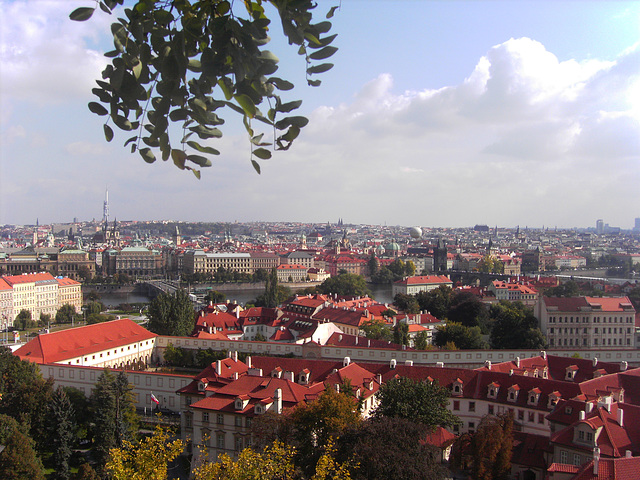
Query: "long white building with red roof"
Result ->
[[392, 275, 453, 296], [14, 318, 157, 368]]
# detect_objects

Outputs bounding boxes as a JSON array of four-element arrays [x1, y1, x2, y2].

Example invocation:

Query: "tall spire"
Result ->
[[103, 188, 109, 224]]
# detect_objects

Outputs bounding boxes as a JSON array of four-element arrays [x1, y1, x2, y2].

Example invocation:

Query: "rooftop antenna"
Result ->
[[103, 187, 109, 224]]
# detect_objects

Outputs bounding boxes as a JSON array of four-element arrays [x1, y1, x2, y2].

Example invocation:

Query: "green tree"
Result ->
[[447, 291, 489, 329], [87, 300, 106, 315], [414, 330, 430, 350], [359, 319, 392, 341], [39, 313, 52, 327], [433, 322, 486, 350], [416, 286, 453, 319], [374, 377, 460, 430], [318, 273, 371, 297], [15, 309, 36, 330], [393, 321, 409, 346], [0, 348, 54, 453], [393, 293, 420, 314], [367, 253, 379, 277], [47, 387, 76, 480], [489, 301, 546, 349], [90, 370, 138, 470], [545, 280, 580, 297], [338, 417, 447, 480], [470, 413, 514, 480], [0, 414, 45, 480], [71, 0, 338, 177], [55, 304, 78, 324], [204, 290, 227, 304], [404, 260, 416, 277], [87, 312, 116, 324], [147, 289, 195, 336], [370, 266, 396, 284]]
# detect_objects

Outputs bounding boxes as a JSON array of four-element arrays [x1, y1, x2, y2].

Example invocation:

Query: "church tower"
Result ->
[[433, 237, 448, 273]]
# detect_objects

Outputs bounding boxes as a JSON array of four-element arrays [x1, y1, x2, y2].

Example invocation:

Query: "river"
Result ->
[[97, 283, 395, 307]]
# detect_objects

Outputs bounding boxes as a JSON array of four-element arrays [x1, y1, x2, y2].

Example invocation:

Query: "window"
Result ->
[[518, 410, 524, 421], [235, 437, 243, 451], [217, 414, 224, 425], [538, 414, 544, 424], [469, 402, 476, 412], [453, 400, 460, 411], [528, 412, 535, 422], [573, 454, 581, 466], [235, 416, 242, 427], [203, 412, 209, 423], [217, 433, 225, 449], [468, 422, 475, 432], [488, 404, 494, 415], [246, 417, 252, 428], [560, 450, 568, 463], [578, 431, 585, 441]]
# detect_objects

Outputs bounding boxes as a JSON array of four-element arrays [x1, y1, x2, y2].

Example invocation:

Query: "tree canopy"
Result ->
[[317, 273, 371, 297], [373, 377, 460, 430], [71, 0, 339, 177], [433, 322, 486, 350], [147, 288, 196, 335], [489, 301, 546, 349]]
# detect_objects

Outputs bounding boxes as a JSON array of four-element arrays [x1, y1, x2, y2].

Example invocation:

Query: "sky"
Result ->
[[1, 0, 639, 229]]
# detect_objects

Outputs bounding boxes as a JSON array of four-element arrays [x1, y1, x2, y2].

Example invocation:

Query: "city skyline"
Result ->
[[1, 1, 639, 228]]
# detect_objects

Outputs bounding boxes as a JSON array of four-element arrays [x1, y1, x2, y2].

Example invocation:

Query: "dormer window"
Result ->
[[533, 368, 539, 378], [452, 379, 463, 396], [235, 395, 249, 411], [548, 392, 561, 409], [542, 367, 548, 379], [254, 405, 263, 414], [565, 365, 579, 381], [271, 367, 282, 378], [298, 369, 310, 385], [507, 385, 520, 403], [487, 382, 500, 399], [198, 380, 208, 391], [528, 388, 541, 406]]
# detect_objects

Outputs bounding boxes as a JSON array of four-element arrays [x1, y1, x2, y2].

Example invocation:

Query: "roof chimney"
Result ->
[[516, 357, 521, 368], [246, 356, 252, 368], [390, 359, 397, 369], [541, 350, 547, 360], [232, 351, 238, 362], [618, 407, 624, 427], [626, 450, 632, 458], [485, 360, 492, 370], [620, 361, 628, 371], [579, 411, 586, 420], [593, 357, 598, 367], [343, 356, 351, 367], [593, 447, 600, 475], [586, 402, 594, 413], [216, 360, 222, 375], [436, 362, 444, 368], [274, 388, 283, 414]]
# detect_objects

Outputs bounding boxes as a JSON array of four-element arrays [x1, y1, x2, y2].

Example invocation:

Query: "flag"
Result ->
[[151, 393, 160, 405]]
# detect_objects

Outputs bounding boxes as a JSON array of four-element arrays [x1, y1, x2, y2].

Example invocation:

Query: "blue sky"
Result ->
[[1, 1, 639, 228]]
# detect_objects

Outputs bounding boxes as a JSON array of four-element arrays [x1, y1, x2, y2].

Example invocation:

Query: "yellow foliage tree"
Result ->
[[106, 425, 184, 480]]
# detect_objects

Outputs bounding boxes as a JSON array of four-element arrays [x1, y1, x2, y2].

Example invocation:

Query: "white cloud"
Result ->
[[0, 0, 110, 105]]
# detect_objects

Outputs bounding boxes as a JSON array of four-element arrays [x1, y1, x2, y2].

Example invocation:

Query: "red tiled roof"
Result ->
[[14, 319, 157, 364], [394, 275, 452, 286]]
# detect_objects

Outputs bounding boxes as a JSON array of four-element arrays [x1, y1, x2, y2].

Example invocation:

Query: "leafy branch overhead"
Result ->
[[71, 0, 339, 178]]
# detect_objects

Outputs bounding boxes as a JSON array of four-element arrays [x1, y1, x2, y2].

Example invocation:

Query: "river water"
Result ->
[[98, 283, 395, 307]]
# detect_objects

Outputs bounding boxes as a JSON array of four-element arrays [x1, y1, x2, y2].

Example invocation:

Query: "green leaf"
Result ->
[[124, 135, 137, 147], [327, 6, 339, 18], [307, 63, 333, 75], [187, 154, 212, 167], [89, 102, 109, 116], [189, 125, 223, 139], [251, 160, 261, 174], [218, 78, 233, 100], [192, 168, 201, 179], [139, 147, 156, 163], [313, 21, 333, 34], [252, 148, 271, 160], [103, 124, 114, 142], [69, 7, 95, 21], [308, 79, 322, 87], [258, 51, 280, 63], [277, 100, 302, 113], [275, 116, 309, 129], [169, 109, 189, 121], [234, 94, 256, 118], [171, 149, 187, 169], [268, 77, 294, 91], [186, 141, 220, 155], [309, 46, 338, 60]]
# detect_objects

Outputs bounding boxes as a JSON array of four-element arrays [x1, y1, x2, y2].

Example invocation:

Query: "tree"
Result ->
[[106, 425, 184, 480], [90, 370, 138, 470], [470, 413, 513, 480], [147, 288, 195, 336], [477, 255, 503, 274], [359, 319, 392, 341], [87, 300, 106, 315], [318, 273, 371, 297], [393, 293, 420, 314], [393, 321, 409, 346], [0, 414, 45, 480], [47, 387, 76, 480], [71, 0, 338, 177], [0, 347, 54, 453], [404, 260, 416, 277], [433, 322, 486, 350], [87, 312, 116, 324], [39, 313, 52, 327], [447, 291, 489, 328], [416, 286, 453, 319], [204, 290, 226, 304], [374, 377, 460, 430], [414, 330, 430, 350], [545, 280, 580, 297], [367, 253, 379, 277], [56, 303, 78, 324], [337, 417, 447, 480], [14, 309, 36, 330], [370, 266, 396, 284], [489, 301, 546, 349]]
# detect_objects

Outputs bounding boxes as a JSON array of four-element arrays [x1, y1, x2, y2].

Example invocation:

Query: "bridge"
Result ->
[[141, 280, 181, 298]]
